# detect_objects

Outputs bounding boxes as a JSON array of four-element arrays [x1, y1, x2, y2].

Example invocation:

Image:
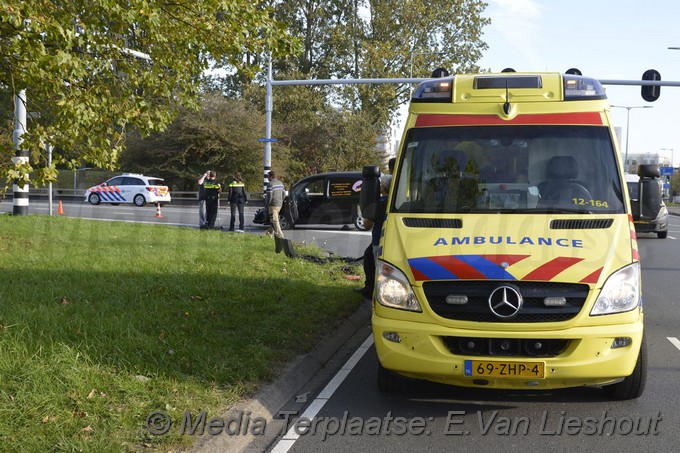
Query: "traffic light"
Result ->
[[641, 69, 661, 102]]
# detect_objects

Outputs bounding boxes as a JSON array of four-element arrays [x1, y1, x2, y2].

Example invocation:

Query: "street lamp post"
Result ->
[[409, 51, 447, 98], [610, 105, 653, 172]]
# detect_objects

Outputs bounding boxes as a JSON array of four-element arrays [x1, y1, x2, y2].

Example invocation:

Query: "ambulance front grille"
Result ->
[[550, 218, 613, 229], [402, 218, 462, 228], [423, 281, 589, 323]]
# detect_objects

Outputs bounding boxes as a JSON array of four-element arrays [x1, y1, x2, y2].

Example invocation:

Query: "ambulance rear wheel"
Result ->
[[602, 338, 647, 400], [88, 193, 101, 205], [133, 194, 146, 207], [377, 363, 403, 393]]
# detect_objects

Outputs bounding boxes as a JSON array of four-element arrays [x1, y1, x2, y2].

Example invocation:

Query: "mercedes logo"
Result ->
[[488, 285, 523, 319]]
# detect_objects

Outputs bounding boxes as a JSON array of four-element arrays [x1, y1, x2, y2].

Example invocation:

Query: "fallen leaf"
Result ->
[[87, 389, 97, 399], [82, 425, 93, 432]]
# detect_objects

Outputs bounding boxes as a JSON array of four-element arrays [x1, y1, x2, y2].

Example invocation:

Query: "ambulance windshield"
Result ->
[[392, 125, 625, 214]]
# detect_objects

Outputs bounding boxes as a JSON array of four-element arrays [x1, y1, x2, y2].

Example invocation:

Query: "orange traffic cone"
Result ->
[[155, 202, 163, 218], [57, 200, 64, 215]]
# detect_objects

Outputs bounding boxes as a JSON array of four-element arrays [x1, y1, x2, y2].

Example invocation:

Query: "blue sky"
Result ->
[[477, 0, 680, 166]]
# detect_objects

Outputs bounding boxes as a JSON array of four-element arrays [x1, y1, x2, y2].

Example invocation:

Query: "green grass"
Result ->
[[0, 215, 364, 452]]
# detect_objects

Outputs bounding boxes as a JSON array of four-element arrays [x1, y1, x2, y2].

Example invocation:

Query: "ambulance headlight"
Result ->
[[376, 260, 422, 312], [590, 263, 640, 316]]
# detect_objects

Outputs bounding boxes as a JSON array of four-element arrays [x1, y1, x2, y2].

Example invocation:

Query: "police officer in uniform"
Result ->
[[199, 171, 221, 229], [227, 171, 248, 232]]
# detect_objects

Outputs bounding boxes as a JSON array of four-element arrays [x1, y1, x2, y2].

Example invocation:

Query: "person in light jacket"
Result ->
[[266, 170, 285, 238]]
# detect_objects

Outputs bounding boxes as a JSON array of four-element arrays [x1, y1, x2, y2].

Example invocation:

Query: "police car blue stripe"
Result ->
[[100, 191, 125, 202]]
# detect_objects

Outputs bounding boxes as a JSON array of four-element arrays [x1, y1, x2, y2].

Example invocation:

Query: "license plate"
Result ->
[[464, 360, 545, 378]]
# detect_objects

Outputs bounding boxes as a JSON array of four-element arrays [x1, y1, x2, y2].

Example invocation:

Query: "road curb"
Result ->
[[192, 299, 373, 453]]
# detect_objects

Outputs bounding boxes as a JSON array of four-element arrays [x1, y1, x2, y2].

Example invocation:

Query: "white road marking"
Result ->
[[270, 334, 374, 453], [668, 337, 680, 351]]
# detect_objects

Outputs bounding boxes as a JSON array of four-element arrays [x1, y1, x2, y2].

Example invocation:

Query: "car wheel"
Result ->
[[279, 214, 291, 230], [354, 214, 367, 231], [133, 194, 146, 207], [377, 363, 403, 393], [658, 231, 668, 239], [88, 193, 101, 205], [602, 338, 647, 400]]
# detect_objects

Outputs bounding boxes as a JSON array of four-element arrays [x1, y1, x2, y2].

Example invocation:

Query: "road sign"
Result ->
[[258, 137, 278, 143], [660, 166, 674, 177]]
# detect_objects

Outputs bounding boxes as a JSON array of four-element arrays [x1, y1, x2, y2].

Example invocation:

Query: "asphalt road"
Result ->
[[258, 217, 680, 453]]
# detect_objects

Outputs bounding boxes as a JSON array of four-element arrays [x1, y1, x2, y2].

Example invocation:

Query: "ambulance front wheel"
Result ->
[[88, 193, 101, 205], [377, 363, 404, 393], [602, 338, 647, 400]]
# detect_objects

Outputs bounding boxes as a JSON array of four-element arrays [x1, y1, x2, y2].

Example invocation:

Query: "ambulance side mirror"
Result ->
[[360, 165, 381, 221], [637, 164, 662, 221]]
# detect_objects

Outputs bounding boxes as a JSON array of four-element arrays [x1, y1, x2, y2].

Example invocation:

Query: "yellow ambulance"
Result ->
[[363, 72, 647, 399]]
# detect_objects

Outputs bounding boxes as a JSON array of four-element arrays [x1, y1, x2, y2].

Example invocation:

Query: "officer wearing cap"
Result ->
[[200, 170, 221, 229]]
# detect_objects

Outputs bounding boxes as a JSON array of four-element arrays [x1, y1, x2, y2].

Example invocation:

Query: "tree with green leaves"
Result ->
[[121, 94, 278, 193], [0, 0, 297, 187], [263, 0, 490, 128]]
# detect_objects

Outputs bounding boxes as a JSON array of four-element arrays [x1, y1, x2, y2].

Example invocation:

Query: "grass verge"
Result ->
[[0, 215, 364, 452]]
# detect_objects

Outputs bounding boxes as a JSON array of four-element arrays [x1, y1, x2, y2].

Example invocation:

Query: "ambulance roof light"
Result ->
[[412, 77, 453, 102], [563, 74, 606, 100], [474, 75, 542, 89]]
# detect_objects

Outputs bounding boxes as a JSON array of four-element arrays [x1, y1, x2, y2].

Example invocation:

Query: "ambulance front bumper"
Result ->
[[372, 313, 643, 390]]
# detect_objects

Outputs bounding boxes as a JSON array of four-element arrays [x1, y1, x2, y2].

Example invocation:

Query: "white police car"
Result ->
[[84, 173, 171, 207]]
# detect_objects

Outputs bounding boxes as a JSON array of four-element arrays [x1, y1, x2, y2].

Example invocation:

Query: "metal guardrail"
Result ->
[[2, 189, 264, 207]]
